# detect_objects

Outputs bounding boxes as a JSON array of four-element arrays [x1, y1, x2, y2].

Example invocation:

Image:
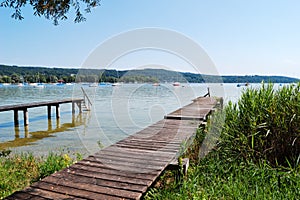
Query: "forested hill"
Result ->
[[0, 64, 298, 83]]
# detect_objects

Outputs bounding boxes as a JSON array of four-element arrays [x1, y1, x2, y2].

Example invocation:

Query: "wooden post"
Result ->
[[78, 101, 82, 113], [24, 126, 29, 138], [221, 97, 224, 109], [56, 104, 60, 119], [13, 110, 19, 126], [75, 101, 82, 113], [23, 108, 29, 126], [56, 118, 60, 128], [72, 114, 75, 126], [48, 119, 52, 131], [14, 126, 20, 138], [79, 112, 83, 123], [72, 102, 75, 114], [207, 87, 210, 97], [47, 105, 51, 119]]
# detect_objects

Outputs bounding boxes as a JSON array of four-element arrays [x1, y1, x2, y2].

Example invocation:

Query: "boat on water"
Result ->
[[89, 82, 98, 87], [152, 83, 160, 86], [112, 82, 121, 86], [237, 82, 249, 87], [99, 82, 111, 86], [173, 82, 180, 86], [55, 83, 65, 86], [34, 83, 45, 88], [30, 83, 45, 88], [29, 83, 38, 87]]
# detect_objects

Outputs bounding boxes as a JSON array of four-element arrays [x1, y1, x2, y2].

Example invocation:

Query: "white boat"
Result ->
[[173, 82, 180, 86], [112, 82, 121, 86], [29, 83, 38, 86], [89, 83, 98, 87], [152, 83, 160, 86]]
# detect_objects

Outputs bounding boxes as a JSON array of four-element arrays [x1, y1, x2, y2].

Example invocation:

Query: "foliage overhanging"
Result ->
[[0, 0, 100, 25]]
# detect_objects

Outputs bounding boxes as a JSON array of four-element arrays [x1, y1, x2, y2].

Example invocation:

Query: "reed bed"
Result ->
[[145, 83, 300, 199]]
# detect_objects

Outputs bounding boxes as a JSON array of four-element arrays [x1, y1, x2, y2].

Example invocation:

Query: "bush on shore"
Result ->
[[0, 151, 80, 199]]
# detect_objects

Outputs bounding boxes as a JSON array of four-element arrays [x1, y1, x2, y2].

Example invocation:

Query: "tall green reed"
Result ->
[[222, 83, 300, 168]]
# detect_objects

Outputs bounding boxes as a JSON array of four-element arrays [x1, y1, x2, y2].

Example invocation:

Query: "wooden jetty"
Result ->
[[0, 98, 85, 127], [5, 96, 219, 200]]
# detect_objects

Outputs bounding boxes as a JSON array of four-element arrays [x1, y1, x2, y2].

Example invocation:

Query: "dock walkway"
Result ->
[[5, 97, 218, 200], [0, 98, 84, 126]]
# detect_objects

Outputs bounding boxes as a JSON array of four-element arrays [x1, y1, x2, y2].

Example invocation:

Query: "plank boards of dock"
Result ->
[[5, 97, 218, 200]]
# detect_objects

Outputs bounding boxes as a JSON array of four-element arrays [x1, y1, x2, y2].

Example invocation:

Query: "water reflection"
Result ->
[[0, 112, 90, 150]]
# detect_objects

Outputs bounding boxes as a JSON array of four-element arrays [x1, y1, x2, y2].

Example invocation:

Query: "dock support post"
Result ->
[[47, 105, 51, 119], [56, 104, 60, 119], [24, 126, 29, 138], [76, 101, 82, 113], [56, 118, 60, 128], [23, 108, 29, 126], [72, 114, 75, 126], [78, 101, 82, 113], [72, 102, 75, 114], [48, 119, 52, 131], [14, 126, 20, 138], [220, 97, 224, 109], [13, 110, 19, 126]]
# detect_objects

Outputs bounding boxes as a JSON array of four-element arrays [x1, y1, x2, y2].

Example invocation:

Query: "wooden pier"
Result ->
[[0, 98, 84, 127], [5, 96, 219, 200]]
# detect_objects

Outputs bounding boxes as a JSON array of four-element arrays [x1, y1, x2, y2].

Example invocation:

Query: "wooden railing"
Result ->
[[203, 87, 210, 97], [81, 87, 92, 111]]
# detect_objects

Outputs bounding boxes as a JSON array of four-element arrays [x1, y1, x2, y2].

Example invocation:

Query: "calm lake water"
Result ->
[[0, 83, 280, 156]]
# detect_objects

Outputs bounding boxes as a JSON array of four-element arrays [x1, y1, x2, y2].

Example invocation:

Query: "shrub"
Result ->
[[38, 152, 74, 179], [222, 83, 300, 168]]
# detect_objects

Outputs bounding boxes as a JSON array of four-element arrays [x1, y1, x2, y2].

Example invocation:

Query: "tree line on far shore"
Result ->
[[0, 64, 298, 84]]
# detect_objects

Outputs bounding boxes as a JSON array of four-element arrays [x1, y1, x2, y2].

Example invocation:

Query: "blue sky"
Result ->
[[1, 0, 300, 78]]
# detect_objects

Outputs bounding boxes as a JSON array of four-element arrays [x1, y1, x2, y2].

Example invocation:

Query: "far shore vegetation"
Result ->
[[0, 64, 299, 84], [0, 83, 299, 199]]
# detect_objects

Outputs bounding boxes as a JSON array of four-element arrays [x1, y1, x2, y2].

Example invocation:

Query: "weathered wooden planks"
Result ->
[[5, 96, 218, 200]]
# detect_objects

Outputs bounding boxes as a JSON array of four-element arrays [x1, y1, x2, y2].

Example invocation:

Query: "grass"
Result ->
[[144, 83, 300, 199], [0, 150, 81, 199], [145, 151, 300, 199]]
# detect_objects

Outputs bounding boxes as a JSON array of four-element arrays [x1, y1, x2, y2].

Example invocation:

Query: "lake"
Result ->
[[0, 83, 274, 156]]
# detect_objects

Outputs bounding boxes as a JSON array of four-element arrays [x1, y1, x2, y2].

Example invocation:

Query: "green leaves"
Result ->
[[0, 0, 101, 25]]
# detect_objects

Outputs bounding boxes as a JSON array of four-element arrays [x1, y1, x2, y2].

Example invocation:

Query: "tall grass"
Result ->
[[223, 83, 300, 167], [0, 151, 79, 199], [145, 83, 300, 199]]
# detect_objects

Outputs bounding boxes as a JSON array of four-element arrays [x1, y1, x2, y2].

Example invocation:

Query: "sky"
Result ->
[[1, 0, 300, 78]]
